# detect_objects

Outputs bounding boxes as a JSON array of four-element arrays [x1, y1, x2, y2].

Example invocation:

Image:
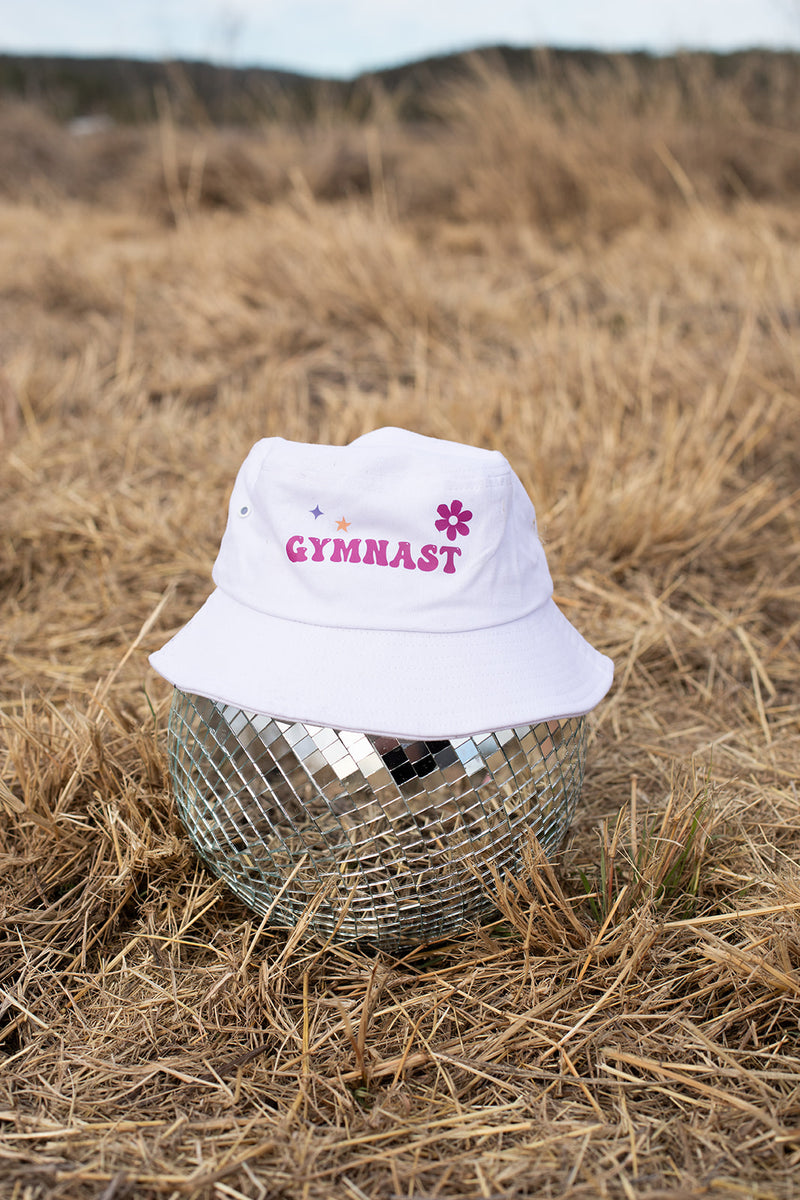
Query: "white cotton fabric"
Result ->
[[149, 427, 613, 738]]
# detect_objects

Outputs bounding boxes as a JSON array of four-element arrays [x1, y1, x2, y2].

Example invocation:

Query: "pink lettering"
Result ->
[[438, 545, 462, 574], [286, 535, 307, 562], [287, 535, 462, 573], [363, 538, 389, 566], [417, 544, 439, 572], [331, 538, 362, 563], [389, 541, 416, 570]]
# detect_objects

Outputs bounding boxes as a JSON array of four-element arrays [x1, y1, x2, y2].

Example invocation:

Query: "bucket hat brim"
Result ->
[[149, 587, 613, 739]]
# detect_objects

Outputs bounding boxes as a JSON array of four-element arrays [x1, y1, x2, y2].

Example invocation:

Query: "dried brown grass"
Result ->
[[1, 58, 799, 1200]]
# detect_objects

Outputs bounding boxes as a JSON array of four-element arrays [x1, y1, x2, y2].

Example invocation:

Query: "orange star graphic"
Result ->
[[336, 517, 351, 532]]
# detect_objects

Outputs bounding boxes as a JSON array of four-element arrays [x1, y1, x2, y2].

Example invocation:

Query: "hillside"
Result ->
[[1, 45, 800, 125]]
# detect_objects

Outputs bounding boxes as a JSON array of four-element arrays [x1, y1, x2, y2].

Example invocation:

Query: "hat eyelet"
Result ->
[[238, 504, 251, 518]]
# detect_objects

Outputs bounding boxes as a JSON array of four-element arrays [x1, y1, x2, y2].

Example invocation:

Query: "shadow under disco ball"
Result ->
[[167, 689, 587, 948]]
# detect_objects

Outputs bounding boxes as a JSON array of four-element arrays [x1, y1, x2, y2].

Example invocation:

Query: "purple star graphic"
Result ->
[[310, 505, 323, 519]]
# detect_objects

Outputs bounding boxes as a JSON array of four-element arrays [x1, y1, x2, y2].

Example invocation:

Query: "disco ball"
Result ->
[[167, 689, 587, 947]]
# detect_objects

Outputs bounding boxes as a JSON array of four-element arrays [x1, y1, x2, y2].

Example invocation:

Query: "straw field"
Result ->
[[1, 52, 799, 1199]]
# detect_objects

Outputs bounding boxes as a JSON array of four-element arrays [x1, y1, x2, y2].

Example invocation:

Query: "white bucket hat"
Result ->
[[150, 427, 613, 738]]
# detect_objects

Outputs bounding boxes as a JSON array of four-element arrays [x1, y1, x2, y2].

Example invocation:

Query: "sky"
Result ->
[[3, 0, 800, 78]]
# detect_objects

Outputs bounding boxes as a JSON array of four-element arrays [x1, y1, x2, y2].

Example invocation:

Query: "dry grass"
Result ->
[[1, 55, 800, 1199]]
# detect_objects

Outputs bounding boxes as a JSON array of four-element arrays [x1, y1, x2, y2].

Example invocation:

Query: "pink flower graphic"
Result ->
[[435, 499, 473, 541]]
